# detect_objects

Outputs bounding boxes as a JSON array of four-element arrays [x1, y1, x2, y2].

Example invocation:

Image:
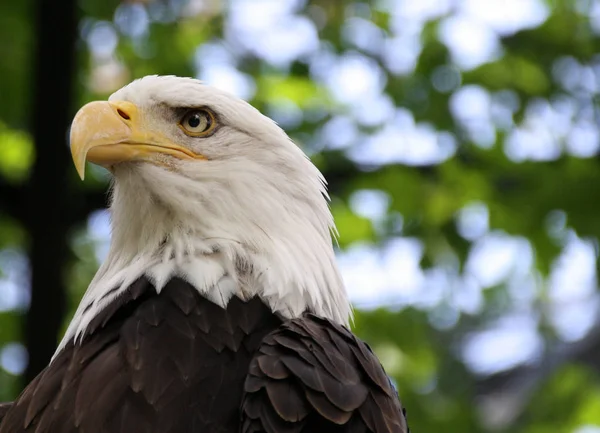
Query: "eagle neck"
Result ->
[[55, 166, 350, 358]]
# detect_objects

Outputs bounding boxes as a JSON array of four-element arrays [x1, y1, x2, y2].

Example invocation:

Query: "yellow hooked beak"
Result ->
[[69, 101, 205, 180]]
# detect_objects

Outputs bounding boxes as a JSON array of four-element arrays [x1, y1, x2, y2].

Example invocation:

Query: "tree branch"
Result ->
[[24, 0, 77, 383]]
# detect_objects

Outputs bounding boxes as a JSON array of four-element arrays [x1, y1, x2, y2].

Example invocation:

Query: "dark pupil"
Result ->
[[188, 114, 201, 128]]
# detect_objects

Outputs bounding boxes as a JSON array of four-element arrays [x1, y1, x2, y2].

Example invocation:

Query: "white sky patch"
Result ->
[[451, 85, 492, 121], [450, 85, 496, 148], [439, 15, 502, 70], [567, 120, 600, 158], [88, 210, 111, 263], [0, 249, 30, 312], [309, 42, 338, 81], [553, 57, 586, 93], [417, 268, 451, 309], [504, 98, 578, 162], [194, 41, 237, 67], [114, 3, 149, 39], [552, 56, 598, 96], [323, 53, 387, 104], [0, 343, 28, 376], [350, 93, 395, 127], [193, 42, 257, 100], [508, 271, 540, 303], [343, 17, 386, 55], [382, 35, 422, 76], [423, 268, 485, 317], [346, 108, 456, 166], [437, 0, 547, 70], [450, 275, 484, 315], [340, 238, 426, 308], [226, 0, 318, 67], [505, 127, 560, 162], [530, 99, 574, 138], [382, 0, 446, 75], [429, 303, 460, 330], [550, 297, 599, 343], [549, 234, 599, 341], [228, 0, 302, 29], [259, 16, 319, 66], [86, 21, 119, 59], [462, 315, 543, 374], [550, 235, 598, 302], [196, 64, 256, 101], [386, 0, 452, 28], [320, 115, 359, 150], [342, 240, 487, 314], [349, 189, 391, 222], [576, 65, 597, 94], [0, 281, 24, 312], [456, 202, 490, 241], [590, 0, 600, 35], [466, 233, 532, 288], [459, 0, 549, 36]]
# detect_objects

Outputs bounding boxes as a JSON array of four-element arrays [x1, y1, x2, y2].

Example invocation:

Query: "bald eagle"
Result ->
[[0, 76, 409, 433]]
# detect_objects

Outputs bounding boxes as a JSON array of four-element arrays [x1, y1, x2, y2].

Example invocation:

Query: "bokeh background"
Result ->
[[1, 0, 600, 431]]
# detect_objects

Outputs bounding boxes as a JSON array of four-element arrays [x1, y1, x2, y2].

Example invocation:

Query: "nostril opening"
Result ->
[[117, 108, 130, 120]]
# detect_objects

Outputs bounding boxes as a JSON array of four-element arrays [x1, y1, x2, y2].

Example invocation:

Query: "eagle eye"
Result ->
[[179, 109, 215, 136]]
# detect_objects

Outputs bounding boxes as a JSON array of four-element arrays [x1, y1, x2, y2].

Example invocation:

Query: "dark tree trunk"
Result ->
[[24, 0, 78, 383]]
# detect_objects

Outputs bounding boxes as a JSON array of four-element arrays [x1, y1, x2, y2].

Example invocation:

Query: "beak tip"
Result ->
[[74, 162, 86, 181]]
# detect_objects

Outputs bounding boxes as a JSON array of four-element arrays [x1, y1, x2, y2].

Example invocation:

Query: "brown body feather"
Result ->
[[0, 277, 408, 432], [241, 315, 409, 432], [0, 403, 11, 424]]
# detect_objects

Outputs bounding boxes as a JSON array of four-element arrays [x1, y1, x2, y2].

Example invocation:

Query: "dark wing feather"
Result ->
[[241, 314, 410, 433], [0, 277, 282, 433], [0, 403, 11, 425]]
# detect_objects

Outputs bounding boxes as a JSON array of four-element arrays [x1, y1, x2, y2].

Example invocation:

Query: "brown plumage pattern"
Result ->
[[0, 403, 11, 423], [0, 277, 409, 432], [241, 315, 409, 432]]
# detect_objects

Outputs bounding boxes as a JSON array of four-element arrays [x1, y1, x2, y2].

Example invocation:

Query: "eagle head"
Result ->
[[62, 75, 349, 349]]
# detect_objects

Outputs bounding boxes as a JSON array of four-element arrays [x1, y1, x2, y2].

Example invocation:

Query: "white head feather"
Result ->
[[56, 75, 350, 355]]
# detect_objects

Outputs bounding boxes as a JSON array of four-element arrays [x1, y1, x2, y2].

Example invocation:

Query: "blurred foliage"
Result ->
[[1, 0, 600, 432]]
